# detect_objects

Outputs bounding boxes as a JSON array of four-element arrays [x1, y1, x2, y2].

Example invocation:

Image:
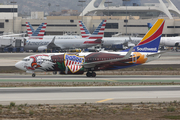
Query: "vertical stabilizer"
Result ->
[[135, 19, 165, 52], [30, 23, 47, 39], [123, 19, 165, 53], [88, 20, 107, 39], [26, 22, 35, 37]]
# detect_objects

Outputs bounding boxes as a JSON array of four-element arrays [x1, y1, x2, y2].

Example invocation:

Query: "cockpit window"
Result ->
[[22, 59, 30, 61]]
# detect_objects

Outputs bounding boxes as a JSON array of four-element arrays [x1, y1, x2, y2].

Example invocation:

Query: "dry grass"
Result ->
[[0, 81, 180, 87], [0, 102, 180, 120]]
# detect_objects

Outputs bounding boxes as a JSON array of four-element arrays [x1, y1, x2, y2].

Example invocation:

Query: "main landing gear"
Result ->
[[32, 73, 36, 77], [53, 71, 57, 75], [86, 71, 96, 77]]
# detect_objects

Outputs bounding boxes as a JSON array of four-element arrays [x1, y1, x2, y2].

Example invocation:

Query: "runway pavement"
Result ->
[[1, 74, 180, 82], [0, 75, 179, 105], [0, 86, 180, 105]]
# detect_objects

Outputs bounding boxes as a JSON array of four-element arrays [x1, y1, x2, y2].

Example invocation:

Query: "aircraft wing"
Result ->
[[47, 37, 60, 49], [1, 33, 26, 37], [122, 36, 136, 46], [147, 51, 166, 57], [175, 42, 180, 47], [79, 47, 134, 69]]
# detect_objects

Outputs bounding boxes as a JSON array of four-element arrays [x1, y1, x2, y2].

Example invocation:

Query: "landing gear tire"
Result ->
[[86, 72, 92, 77], [86, 72, 96, 77], [92, 72, 96, 77], [53, 71, 57, 75], [32, 73, 36, 77]]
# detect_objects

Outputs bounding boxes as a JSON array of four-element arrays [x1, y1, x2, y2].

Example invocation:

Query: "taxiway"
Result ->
[[0, 86, 180, 105]]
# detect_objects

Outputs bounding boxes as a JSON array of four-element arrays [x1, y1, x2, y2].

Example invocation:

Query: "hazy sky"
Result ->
[[91, 0, 180, 10]]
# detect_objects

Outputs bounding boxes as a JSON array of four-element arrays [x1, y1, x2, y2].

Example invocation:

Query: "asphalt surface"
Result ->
[[1, 86, 180, 93], [0, 86, 180, 105], [0, 51, 180, 105], [1, 74, 180, 79]]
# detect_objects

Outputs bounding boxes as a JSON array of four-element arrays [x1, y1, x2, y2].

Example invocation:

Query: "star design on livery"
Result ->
[[64, 54, 84, 73]]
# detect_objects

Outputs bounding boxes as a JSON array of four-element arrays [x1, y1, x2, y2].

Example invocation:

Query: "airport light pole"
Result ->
[[125, 5, 128, 35], [126, 6, 127, 35], [11, 0, 16, 33], [105, 1, 112, 16], [56, 5, 59, 13], [78, 0, 86, 23]]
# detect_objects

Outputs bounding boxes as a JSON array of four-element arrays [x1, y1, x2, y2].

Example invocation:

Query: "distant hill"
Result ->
[[0, 0, 179, 16]]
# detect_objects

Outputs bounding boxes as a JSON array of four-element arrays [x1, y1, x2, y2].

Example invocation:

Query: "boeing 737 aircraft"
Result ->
[[24, 20, 107, 51], [148, 23, 180, 49], [79, 21, 143, 49], [15, 19, 165, 77]]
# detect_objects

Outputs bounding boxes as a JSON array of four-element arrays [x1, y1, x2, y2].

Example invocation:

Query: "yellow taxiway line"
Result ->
[[96, 98, 114, 103]]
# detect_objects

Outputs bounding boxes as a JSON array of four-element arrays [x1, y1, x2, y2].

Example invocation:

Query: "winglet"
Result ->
[[50, 37, 55, 43], [129, 36, 133, 42], [123, 46, 133, 60], [47, 37, 57, 49]]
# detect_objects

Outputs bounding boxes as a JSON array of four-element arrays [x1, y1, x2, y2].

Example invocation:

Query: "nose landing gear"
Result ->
[[86, 71, 96, 77], [53, 71, 57, 75], [32, 73, 36, 77]]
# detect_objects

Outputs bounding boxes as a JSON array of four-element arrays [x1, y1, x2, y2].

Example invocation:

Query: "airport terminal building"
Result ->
[[0, 0, 180, 38]]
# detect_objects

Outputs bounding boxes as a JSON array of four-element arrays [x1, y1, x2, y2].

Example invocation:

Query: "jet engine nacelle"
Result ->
[[175, 42, 179, 47], [38, 46, 47, 51]]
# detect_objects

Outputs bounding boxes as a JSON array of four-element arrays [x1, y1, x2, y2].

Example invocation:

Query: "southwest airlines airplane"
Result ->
[[15, 19, 165, 77], [24, 20, 107, 51]]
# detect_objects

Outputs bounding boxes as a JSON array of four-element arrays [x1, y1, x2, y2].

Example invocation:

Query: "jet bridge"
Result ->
[[0, 37, 25, 52]]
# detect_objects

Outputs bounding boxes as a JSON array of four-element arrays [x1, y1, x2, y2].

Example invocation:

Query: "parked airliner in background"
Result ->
[[26, 22, 82, 40], [148, 23, 180, 49], [15, 19, 165, 77], [79, 21, 143, 49], [24, 20, 106, 51]]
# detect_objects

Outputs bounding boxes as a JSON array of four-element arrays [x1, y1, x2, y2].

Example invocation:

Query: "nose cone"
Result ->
[[15, 61, 24, 70]]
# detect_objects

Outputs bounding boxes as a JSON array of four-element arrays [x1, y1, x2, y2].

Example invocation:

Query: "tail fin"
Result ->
[[30, 23, 47, 39], [147, 23, 153, 30], [134, 19, 165, 52], [79, 21, 91, 38], [123, 19, 165, 53], [88, 20, 107, 39], [26, 22, 35, 37]]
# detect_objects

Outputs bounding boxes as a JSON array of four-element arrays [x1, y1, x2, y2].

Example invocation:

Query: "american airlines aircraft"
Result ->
[[26, 22, 82, 39], [15, 19, 165, 77], [79, 21, 143, 49], [24, 20, 107, 51]]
